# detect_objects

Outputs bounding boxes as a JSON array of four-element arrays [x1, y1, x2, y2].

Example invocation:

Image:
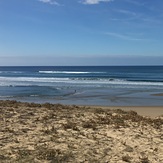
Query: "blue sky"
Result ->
[[0, 0, 163, 66]]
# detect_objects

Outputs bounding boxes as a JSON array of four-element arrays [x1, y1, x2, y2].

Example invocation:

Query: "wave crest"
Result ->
[[39, 71, 105, 74], [0, 77, 163, 86]]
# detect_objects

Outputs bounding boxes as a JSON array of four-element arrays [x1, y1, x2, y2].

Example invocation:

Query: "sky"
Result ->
[[0, 0, 163, 66]]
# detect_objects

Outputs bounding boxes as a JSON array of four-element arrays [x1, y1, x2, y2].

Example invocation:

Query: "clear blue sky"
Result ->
[[0, 0, 163, 66]]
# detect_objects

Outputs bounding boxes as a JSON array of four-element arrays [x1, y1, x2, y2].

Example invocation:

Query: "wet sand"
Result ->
[[152, 93, 163, 96], [0, 100, 163, 163]]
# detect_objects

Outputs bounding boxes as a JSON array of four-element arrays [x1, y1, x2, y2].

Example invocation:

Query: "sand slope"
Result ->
[[0, 100, 163, 163]]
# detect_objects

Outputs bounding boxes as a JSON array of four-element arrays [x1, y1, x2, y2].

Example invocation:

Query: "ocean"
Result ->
[[0, 66, 163, 106]]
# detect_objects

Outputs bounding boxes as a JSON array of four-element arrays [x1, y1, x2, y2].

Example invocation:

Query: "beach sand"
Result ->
[[86, 106, 163, 118], [0, 100, 163, 163]]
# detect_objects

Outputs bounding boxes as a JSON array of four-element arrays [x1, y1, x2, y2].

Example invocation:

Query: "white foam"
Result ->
[[0, 71, 23, 74], [0, 77, 163, 86], [0, 77, 70, 86], [0, 95, 13, 98], [30, 95, 39, 97], [39, 71, 105, 74]]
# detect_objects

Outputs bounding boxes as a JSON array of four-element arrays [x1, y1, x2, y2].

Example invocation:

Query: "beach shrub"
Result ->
[[95, 108, 107, 114], [141, 157, 150, 163], [82, 121, 97, 130], [35, 146, 72, 162], [115, 109, 127, 114], [122, 155, 132, 162], [63, 121, 78, 131], [24, 102, 41, 107], [42, 102, 52, 109], [97, 115, 111, 125]]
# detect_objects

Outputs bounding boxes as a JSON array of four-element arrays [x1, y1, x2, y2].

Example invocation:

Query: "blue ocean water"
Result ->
[[0, 66, 163, 106]]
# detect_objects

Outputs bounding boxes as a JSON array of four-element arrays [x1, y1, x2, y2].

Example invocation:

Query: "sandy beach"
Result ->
[[0, 100, 163, 163]]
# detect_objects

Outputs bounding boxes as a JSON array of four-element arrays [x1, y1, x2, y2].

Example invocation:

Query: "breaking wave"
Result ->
[[39, 71, 106, 74], [0, 77, 163, 87]]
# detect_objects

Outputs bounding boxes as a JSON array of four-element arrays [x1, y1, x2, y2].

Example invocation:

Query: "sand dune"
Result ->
[[0, 100, 163, 162]]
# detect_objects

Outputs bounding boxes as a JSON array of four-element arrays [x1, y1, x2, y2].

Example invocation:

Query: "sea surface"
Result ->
[[0, 66, 163, 106]]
